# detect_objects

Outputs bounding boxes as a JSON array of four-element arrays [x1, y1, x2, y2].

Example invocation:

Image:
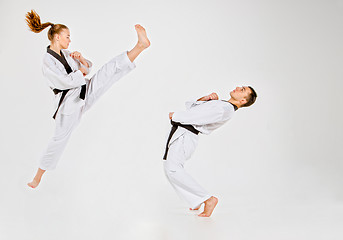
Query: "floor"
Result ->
[[1, 174, 342, 240]]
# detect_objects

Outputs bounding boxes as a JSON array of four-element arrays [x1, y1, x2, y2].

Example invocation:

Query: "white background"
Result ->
[[0, 0, 342, 239]]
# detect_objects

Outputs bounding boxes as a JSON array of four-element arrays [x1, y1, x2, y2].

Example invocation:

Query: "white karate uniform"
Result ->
[[164, 100, 236, 209], [39, 50, 135, 170]]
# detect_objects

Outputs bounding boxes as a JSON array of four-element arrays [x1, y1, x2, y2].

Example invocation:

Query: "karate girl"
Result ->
[[164, 88, 257, 217], [25, 10, 150, 188]]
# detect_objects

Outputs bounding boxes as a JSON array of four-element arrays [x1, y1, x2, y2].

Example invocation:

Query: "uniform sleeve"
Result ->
[[185, 99, 208, 109], [172, 104, 225, 125], [63, 49, 93, 75], [42, 58, 86, 90], [82, 59, 93, 75], [78, 59, 93, 75]]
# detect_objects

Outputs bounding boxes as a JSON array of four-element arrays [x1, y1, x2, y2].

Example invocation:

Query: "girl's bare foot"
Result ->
[[27, 168, 45, 189], [127, 25, 150, 62], [135, 24, 150, 49], [198, 196, 218, 217]]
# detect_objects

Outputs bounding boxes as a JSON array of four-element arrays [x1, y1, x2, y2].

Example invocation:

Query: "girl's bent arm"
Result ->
[[42, 60, 86, 90]]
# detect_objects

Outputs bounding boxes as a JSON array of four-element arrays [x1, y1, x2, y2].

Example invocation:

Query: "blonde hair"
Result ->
[[25, 10, 68, 41]]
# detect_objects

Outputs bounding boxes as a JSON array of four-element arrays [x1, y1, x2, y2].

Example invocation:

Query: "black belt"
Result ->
[[52, 84, 86, 119], [163, 120, 200, 160]]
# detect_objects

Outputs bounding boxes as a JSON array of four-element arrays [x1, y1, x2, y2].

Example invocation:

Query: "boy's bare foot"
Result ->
[[198, 196, 218, 217], [27, 179, 40, 188], [135, 24, 150, 49], [189, 204, 202, 211]]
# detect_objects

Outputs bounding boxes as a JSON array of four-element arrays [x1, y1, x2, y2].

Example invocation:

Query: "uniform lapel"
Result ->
[[47, 46, 73, 74]]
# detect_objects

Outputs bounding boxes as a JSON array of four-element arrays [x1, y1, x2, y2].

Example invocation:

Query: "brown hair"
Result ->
[[25, 10, 68, 41], [241, 86, 257, 108]]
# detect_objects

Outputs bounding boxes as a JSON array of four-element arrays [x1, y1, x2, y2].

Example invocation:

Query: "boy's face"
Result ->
[[230, 86, 251, 105]]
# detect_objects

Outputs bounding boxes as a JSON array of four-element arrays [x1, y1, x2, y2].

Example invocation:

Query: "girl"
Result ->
[[25, 10, 150, 188]]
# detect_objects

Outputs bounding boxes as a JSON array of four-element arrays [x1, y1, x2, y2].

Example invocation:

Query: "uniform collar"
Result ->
[[46, 46, 72, 74], [47, 45, 63, 57], [222, 100, 238, 111], [230, 102, 238, 111]]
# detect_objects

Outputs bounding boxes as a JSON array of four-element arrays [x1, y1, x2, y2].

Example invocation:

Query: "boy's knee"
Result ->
[[163, 162, 182, 177]]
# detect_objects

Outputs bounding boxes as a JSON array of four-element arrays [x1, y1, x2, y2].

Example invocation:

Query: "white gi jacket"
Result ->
[[39, 51, 135, 171], [164, 100, 237, 208], [170, 100, 236, 145], [42, 48, 93, 115]]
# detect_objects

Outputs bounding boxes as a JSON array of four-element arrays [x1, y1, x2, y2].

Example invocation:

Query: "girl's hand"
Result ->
[[70, 51, 83, 61], [70, 51, 88, 67], [79, 67, 87, 76]]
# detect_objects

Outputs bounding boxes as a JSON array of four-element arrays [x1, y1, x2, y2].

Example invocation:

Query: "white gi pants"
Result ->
[[39, 52, 135, 170], [163, 128, 212, 209]]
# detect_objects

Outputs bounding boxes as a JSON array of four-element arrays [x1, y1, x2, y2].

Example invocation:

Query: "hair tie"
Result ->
[[51, 23, 54, 27]]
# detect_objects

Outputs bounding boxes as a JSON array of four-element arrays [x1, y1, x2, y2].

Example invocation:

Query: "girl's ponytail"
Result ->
[[25, 10, 68, 41], [25, 10, 53, 33]]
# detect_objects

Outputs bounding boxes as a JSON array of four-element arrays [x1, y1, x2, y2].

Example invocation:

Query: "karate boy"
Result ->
[[163, 86, 257, 217]]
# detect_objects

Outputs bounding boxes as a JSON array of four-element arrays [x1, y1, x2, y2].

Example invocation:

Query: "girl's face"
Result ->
[[56, 28, 71, 49]]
